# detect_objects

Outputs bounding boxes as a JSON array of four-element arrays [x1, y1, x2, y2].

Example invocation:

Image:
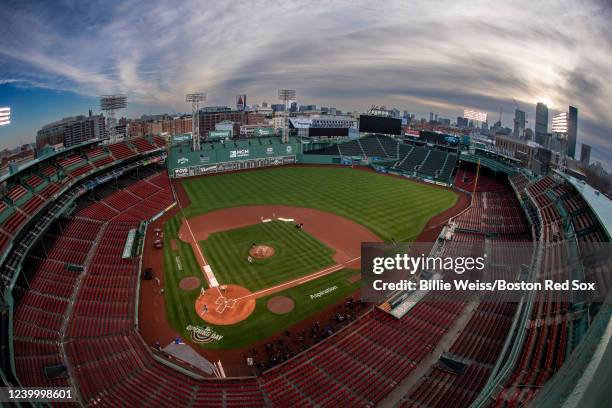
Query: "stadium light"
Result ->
[[0, 106, 10, 126], [278, 89, 295, 143], [100, 95, 127, 142], [551, 112, 568, 133], [463, 109, 487, 123], [186, 92, 207, 151]]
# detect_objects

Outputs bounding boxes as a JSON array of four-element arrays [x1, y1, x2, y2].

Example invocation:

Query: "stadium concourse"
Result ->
[[0, 134, 611, 407]]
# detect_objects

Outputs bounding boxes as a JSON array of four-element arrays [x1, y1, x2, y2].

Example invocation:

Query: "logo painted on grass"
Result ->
[[186, 325, 224, 343], [310, 286, 338, 300]]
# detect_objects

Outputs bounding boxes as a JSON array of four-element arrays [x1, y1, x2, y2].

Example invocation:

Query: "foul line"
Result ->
[[232, 256, 361, 302], [169, 180, 221, 295]]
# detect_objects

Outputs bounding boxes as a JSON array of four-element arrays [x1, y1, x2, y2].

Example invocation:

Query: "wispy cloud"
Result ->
[[0, 0, 611, 166]]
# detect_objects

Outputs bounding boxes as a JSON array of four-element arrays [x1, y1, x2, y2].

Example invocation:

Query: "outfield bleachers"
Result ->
[[397, 146, 428, 172]]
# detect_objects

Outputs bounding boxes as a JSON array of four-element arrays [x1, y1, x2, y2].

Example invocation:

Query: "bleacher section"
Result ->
[[396, 146, 428, 172], [306, 135, 398, 160]]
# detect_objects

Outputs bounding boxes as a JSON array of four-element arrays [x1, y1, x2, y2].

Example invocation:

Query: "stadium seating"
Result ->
[[305, 136, 399, 160], [108, 142, 137, 160], [41, 165, 59, 180], [151, 135, 167, 148], [68, 163, 94, 178], [24, 174, 45, 191], [84, 146, 108, 161], [92, 155, 115, 168], [6, 185, 29, 204], [4, 150, 609, 407], [3, 211, 27, 235], [21, 195, 45, 215], [357, 135, 391, 158], [57, 154, 86, 170], [396, 146, 428, 172], [130, 137, 158, 153]]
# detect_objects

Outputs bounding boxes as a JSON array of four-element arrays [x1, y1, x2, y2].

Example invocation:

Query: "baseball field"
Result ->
[[162, 166, 457, 349]]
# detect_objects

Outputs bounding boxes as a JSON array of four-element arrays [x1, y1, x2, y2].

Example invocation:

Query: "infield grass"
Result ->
[[181, 166, 457, 241], [200, 221, 335, 292]]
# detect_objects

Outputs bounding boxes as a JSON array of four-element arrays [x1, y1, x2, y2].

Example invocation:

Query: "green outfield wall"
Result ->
[[168, 137, 301, 178]]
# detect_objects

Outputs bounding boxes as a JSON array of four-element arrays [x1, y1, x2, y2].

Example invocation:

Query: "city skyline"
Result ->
[[0, 0, 611, 168]]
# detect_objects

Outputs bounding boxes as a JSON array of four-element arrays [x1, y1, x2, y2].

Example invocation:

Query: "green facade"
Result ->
[[168, 137, 300, 178]]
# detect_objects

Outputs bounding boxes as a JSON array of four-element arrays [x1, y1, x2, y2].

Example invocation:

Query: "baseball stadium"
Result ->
[[1, 117, 611, 408]]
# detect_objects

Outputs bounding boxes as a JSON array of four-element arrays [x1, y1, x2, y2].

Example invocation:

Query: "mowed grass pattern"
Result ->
[[201, 221, 335, 292], [162, 215, 204, 333], [182, 167, 457, 241], [208, 268, 361, 349]]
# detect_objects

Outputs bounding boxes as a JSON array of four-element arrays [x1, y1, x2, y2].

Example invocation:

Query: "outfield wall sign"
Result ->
[[186, 325, 224, 343], [254, 127, 274, 137], [172, 155, 296, 178], [209, 130, 231, 139], [229, 149, 249, 158]]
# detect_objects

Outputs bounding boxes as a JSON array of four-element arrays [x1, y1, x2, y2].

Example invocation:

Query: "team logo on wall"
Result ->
[[286, 145, 292, 153], [186, 325, 224, 343], [177, 157, 189, 165]]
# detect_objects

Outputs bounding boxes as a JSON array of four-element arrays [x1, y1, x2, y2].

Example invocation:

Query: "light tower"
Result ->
[[0, 106, 10, 126], [278, 89, 295, 143], [100, 95, 127, 143], [186, 92, 206, 151]]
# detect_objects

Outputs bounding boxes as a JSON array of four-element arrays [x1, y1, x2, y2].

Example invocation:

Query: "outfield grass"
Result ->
[[181, 167, 457, 242], [201, 221, 335, 292]]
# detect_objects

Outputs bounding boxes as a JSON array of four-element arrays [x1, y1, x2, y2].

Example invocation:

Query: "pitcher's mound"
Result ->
[[250, 245, 275, 259], [179, 277, 201, 291], [267, 296, 295, 314]]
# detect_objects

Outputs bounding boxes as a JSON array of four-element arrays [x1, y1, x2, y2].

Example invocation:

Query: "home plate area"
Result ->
[[214, 295, 236, 313], [194, 284, 256, 326]]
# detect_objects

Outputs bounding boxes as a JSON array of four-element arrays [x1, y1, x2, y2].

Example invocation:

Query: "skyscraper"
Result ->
[[580, 144, 591, 166], [535, 102, 548, 146], [567, 106, 578, 159], [513, 109, 525, 138]]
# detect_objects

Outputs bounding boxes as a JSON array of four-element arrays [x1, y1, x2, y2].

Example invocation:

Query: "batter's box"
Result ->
[[215, 296, 226, 305], [225, 299, 236, 308], [215, 303, 227, 314]]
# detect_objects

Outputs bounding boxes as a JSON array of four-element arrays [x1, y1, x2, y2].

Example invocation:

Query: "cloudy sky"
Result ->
[[0, 0, 611, 168]]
